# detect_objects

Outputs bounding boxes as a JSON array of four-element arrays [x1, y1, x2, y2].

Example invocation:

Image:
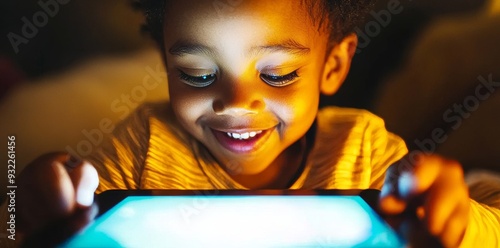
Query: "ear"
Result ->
[[320, 33, 358, 95]]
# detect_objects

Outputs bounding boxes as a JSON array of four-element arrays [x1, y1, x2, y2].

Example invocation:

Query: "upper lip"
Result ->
[[198, 114, 280, 133], [211, 127, 272, 133]]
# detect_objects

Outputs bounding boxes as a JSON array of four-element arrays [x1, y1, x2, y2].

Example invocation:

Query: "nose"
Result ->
[[212, 78, 265, 116]]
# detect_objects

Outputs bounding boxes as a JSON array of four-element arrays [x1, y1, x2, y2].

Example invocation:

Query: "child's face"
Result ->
[[164, 0, 336, 175]]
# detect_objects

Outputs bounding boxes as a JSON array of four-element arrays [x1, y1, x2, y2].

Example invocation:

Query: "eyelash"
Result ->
[[177, 70, 299, 88], [260, 71, 299, 87], [178, 70, 216, 88]]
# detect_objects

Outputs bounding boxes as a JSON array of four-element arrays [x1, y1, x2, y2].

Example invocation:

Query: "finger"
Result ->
[[379, 152, 425, 214], [424, 161, 466, 236], [51, 161, 78, 213], [397, 155, 443, 199], [68, 161, 99, 207], [379, 194, 407, 214], [438, 200, 469, 248], [379, 159, 409, 214], [18, 157, 76, 233], [424, 186, 457, 237], [380, 151, 425, 194]]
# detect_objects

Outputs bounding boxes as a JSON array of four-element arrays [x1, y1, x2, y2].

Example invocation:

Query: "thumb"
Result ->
[[379, 152, 423, 214], [379, 166, 407, 215], [66, 158, 99, 207]]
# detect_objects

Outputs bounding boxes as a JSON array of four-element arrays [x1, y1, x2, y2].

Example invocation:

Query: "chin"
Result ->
[[218, 153, 278, 176], [238, 165, 270, 175]]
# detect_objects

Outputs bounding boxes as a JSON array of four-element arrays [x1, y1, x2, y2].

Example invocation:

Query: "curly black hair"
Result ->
[[135, 0, 374, 48]]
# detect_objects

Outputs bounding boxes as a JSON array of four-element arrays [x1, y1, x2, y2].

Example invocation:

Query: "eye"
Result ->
[[178, 70, 216, 87], [260, 71, 299, 87]]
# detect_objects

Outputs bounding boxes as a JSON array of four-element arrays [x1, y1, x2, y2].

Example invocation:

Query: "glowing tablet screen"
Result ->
[[63, 195, 404, 247]]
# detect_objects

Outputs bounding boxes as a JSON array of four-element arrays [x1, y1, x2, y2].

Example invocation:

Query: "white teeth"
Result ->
[[225, 131, 262, 140]]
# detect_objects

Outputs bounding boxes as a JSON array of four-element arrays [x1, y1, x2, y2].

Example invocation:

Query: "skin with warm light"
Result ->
[[164, 0, 356, 188], [16, 1, 474, 247]]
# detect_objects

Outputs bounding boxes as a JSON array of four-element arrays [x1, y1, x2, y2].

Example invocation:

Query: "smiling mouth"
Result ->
[[211, 128, 274, 154], [225, 130, 262, 140]]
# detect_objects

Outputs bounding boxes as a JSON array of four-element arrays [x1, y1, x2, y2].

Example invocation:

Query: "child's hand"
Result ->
[[379, 153, 470, 247], [18, 152, 99, 235]]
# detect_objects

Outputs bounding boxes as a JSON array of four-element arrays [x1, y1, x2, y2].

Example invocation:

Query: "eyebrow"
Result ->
[[251, 39, 311, 56], [168, 41, 216, 57], [168, 39, 310, 56]]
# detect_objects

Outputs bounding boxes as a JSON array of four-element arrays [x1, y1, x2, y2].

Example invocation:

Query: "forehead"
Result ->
[[163, 0, 323, 47]]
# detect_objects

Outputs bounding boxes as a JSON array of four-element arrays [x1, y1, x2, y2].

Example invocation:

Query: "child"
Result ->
[[12, 0, 500, 247]]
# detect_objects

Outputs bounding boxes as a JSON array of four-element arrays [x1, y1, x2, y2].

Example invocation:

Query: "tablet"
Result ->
[[61, 189, 406, 247]]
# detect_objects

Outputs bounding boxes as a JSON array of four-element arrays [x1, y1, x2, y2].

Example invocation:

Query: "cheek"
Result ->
[[290, 88, 320, 126], [169, 82, 212, 132], [268, 84, 319, 134]]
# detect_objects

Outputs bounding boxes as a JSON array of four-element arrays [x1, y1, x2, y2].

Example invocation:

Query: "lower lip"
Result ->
[[211, 129, 272, 154]]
